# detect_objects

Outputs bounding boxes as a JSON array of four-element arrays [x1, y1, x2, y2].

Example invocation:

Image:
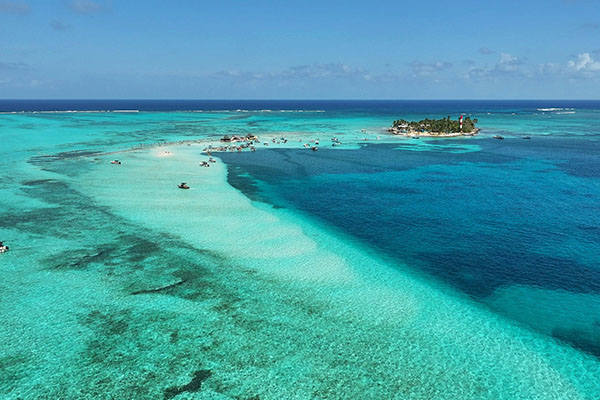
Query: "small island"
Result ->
[[388, 115, 479, 137]]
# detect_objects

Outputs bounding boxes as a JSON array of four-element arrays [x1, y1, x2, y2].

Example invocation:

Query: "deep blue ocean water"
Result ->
[[1, 98, 600, 113]]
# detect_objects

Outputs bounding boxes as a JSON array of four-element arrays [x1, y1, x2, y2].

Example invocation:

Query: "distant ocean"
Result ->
[[1, 98, 600, 113], [1, 100, 599, 399]]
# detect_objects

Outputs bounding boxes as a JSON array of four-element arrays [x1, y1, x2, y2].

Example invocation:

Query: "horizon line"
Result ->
[[1, 98, 600, 101]]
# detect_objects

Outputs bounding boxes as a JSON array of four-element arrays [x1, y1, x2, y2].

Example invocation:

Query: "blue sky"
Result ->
[[1, 0, 599, 98]]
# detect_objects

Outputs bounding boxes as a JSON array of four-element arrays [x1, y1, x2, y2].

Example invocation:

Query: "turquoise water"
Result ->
[[1, 101, 599, 399]]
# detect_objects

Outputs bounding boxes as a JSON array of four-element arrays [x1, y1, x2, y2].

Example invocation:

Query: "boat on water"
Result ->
[[178, 182, 190, 189], [493, 135, 504, 140], [110, 160, 121, 164], [522, 136, 531, 139], [0, 242, 9, 253]]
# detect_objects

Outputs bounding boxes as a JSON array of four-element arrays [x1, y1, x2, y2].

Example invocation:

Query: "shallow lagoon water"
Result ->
[[1, 101, 600, 399]]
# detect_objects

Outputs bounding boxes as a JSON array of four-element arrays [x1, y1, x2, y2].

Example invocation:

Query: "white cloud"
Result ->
[[537, 62, 562, 76], [410, 61, 452, 77], [215, 63, 374, 82], [280, 63, 371, 80], [466, 52, 527, 80], [568, 53, 600, 72], [466, 52, 600, 81], [498, 53, 524, 70]]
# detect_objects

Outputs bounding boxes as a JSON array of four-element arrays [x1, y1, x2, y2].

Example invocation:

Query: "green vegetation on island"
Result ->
[[389, 116, 479, 136]]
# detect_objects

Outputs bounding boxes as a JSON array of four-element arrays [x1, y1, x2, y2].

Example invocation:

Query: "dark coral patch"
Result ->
[[163, 369, 212, 399]]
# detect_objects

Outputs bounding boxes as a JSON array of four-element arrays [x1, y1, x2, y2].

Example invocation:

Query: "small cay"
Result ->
[[388, 115, 479, 137]]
